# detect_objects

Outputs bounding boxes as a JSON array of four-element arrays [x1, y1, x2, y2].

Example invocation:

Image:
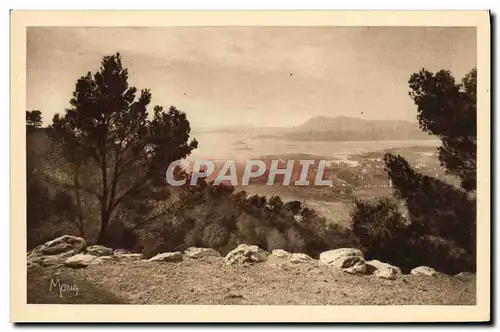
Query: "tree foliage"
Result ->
[[26, 110, 43, 129], [384, 153, 476, 254], [51, 53, 198, 243], [352, 68, 477, 273], [409, 68, 477, 191]]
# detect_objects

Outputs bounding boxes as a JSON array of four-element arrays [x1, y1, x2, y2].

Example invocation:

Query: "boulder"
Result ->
[[224, 244, 269, 265], [411, 266, 437, 277], [27, 235, 87, 268], [86, 245, 113, 257], [270, 249, 292, 259], [64, 253, 98, 268], [148, 251, 184, 262], [319, 248, 367, 275], [319, 248, 364, 268], [184, 247, 221, 259], [289, 253, 312, 264], [366, 259, 402, 280], [38, 235, 86, 256]]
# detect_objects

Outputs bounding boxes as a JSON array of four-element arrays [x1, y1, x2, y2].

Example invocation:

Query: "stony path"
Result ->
[[27, 257, 475, 305]]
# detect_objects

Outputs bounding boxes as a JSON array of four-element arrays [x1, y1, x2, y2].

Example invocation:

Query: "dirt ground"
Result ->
[[27, 256, 475, 305]]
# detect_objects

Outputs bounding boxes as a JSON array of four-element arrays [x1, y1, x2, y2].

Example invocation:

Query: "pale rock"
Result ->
[[27, 235, 87, 268], [38, 235, 86, 255], [411, 266, 437, 277], [148, 251, 184, 262], [113, 249, 143, 260], [270, 249, 292, 259], [319, 248, 368, 275], [184, 247, 221, 259], [224, 244, 269, 265], [374, 268, 397, 280], [289, 253, 312, 263], [319, 248, 364, 266], [366, 259, 402, 280], [64, 253, 98, 268]]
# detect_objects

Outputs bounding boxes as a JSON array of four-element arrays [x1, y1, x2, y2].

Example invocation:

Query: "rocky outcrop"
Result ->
[[225, 244, 269, 265], [319, 248, 368, 275], [366, 260, 402, 280], [27, 235, 87, 268], [411, 266, 436, 277], [148, 252, 184, 262], [38, 235, 86, 256], [86, 245, 113, 257], [184, 247, 221, 259]]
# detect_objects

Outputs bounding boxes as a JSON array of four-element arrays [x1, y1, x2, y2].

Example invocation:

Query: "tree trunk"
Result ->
[[73, 166, 85, 237], [97, 210, 110, 245]]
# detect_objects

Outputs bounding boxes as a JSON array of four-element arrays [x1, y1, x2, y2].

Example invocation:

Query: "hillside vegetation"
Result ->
[[26, 54, 477, 284]]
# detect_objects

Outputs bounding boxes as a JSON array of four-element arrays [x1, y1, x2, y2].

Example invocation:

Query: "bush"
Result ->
[[266, 228, 287, 251], [202, 223, 229, 248], [284, 200, 302, 215], [267, 196, 284, 211], [352, 197, 413, 270], [351, 196, 475, 274], [285, 227, 306, 252]]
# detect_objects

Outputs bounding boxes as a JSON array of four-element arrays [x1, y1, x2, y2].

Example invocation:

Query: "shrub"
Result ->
[[202, 223, 229, 248], [266, 228, 287, 251], [352, 197, 413, 270], [267, 196, 284, 211], [351, 196, 475, 274], [284, 200, 302, 215], [285, 227, 307, 253]]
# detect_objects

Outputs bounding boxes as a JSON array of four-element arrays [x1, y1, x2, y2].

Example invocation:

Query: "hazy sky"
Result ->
[[27, 27, 476, 127]]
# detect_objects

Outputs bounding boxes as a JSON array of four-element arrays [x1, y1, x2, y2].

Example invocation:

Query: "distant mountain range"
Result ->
[[288, 116, 433, 141], [192, 116, 434, 142]]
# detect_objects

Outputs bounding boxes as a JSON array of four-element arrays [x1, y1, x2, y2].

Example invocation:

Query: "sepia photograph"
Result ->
[[11, 10, 490, 323]]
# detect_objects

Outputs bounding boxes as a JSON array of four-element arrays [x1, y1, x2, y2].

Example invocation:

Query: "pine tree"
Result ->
[[51, 53, 198, 243]]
